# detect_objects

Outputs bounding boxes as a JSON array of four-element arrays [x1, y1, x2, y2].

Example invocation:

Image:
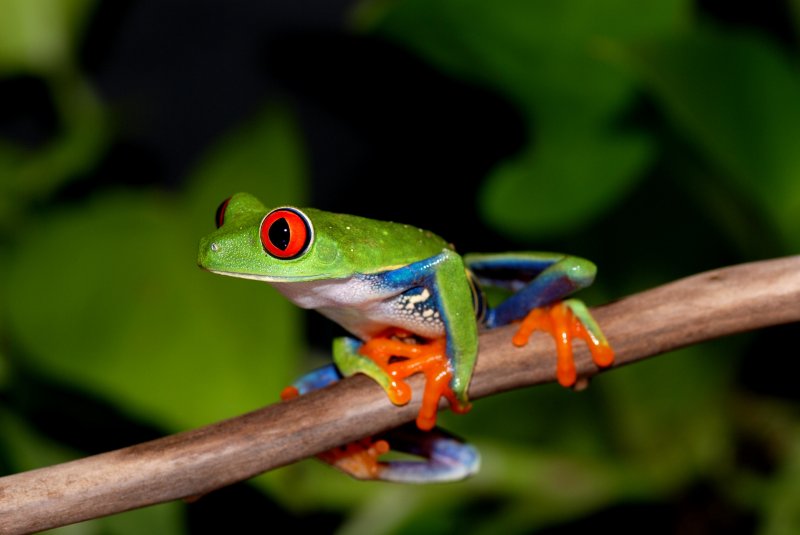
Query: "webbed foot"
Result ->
[[317, 437, 391, 480], [512, 299, 614, 387], [357, 329, 470, 431]]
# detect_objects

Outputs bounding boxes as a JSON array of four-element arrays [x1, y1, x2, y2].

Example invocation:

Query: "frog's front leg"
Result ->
[[333, 331, 468, 431], [338, 250, 477, 430], [332, 337, 405, 400], [466, 252, 614, 387]]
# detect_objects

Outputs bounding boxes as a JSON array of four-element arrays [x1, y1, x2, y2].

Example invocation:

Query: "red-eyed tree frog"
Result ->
[[198, 193, 614, 483]]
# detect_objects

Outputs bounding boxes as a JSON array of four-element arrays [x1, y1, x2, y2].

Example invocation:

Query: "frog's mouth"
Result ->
[[203, 268, 329, 283]]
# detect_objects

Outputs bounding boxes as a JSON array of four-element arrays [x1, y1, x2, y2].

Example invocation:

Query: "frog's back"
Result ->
[[304, 208, 452, 276]]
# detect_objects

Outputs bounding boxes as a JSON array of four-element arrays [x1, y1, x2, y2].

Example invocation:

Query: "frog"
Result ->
[[198, 192, 614, 483]]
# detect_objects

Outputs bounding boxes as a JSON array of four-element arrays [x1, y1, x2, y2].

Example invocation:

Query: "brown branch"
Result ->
[[2, 256, 800, 533]]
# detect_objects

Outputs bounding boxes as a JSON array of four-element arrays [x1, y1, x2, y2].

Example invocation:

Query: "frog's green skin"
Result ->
[[199, 193, 480, 403], [198, 192, 605, 483]]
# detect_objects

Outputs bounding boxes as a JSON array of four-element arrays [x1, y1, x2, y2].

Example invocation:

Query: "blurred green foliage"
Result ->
[[1, 0, 800, 533]]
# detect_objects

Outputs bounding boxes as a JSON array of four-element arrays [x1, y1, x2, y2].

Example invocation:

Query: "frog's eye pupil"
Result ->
[[268, 218, 291, 250], [215, 197, 231, 228], [260, 208, 313, 259]]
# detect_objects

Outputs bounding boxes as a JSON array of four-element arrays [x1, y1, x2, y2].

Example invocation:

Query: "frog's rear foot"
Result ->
[[513, 299, 614, 387], [322, 425, 480, 483]]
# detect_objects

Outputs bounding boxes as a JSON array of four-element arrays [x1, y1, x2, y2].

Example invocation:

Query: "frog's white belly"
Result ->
[[270, 276, 446, 340]]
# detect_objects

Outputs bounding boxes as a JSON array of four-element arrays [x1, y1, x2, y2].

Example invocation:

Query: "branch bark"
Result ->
[[2, 256, 800, 533]]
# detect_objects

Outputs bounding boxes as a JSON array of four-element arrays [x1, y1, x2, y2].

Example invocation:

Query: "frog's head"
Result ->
[[199, 192, 452, 283], [198, 192, 347, 282]]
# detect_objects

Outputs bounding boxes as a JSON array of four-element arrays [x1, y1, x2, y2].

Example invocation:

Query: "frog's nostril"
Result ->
[[210, 242, 220, 253]]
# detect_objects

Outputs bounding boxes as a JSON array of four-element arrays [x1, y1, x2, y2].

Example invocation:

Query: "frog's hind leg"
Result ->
[[466, 253, 614, 387], [375, 424, 480, 483], [278, 338, 392, 480], [280, 363, 342, 400], [469, 253, 597, 328], [322, 424, 480, 483]]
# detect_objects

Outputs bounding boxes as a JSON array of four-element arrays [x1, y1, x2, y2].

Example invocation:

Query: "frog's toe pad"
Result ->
[[317, 438, 391, 480], [359, 330, 468, 431], [513, 301, 614, 387], [280, 386, 299, 400]]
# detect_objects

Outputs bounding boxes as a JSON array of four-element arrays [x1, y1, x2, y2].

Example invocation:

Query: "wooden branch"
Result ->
[[2, 256, 799, 534]]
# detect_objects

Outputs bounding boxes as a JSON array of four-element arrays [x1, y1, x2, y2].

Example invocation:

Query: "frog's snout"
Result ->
[[197, 236, 220, 269]]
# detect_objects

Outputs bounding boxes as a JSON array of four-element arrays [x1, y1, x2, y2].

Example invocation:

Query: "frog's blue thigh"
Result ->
[[485, 257, 596, 328], [289, 363, 342, 395], [378, 425, 481, 483], [292, 337, 391, 395]]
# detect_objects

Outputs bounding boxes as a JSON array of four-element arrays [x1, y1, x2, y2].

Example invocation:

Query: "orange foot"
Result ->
[[512, 302, 614, 388], [317, 437, 390, 480], [359, 329, 471, 431], [280, 385, 300, 401]]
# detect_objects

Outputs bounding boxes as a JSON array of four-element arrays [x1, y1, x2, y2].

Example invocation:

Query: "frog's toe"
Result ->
[[513, 300, 614, 387], [317, 437, 391, 480], [358, 330, 469, 430]]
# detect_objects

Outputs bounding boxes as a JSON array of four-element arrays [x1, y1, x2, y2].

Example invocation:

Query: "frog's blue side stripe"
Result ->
[[365, 250, 459, 361], [370, 252, 447, 289]]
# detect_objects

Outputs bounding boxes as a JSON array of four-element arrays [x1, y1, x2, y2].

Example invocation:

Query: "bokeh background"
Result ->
[[2, 0, 800, 533]]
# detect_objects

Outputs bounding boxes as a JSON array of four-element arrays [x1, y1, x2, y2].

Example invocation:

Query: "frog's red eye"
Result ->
[[260, 208, 313, 259], [215, 197, 231, 228]]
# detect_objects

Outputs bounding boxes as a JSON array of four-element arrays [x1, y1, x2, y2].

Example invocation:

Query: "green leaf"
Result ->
[[599, 342, 737, 489], [358, 0, 688, 238], [618, 29, 800, 251], [43, 504, 183, 535], [0, 0, 96, 73], [3, 105, 306, 431], [358, 0, 689, 110], [481, 129, 652, 238], [0, 75, 109, 232], [0, 407, 77, 473], [0, 0, 107, 231], [760, 431, 800, 535]]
